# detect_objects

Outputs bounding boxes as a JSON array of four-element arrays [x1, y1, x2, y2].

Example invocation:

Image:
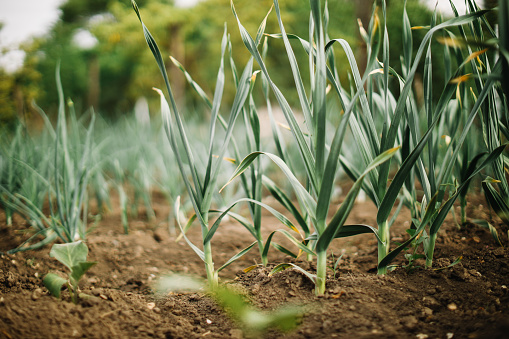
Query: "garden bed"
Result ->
[[1, 192, 508, 338]]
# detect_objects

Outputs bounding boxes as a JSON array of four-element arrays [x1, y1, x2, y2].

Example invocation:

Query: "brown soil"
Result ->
[[1, 191, 508, 339]]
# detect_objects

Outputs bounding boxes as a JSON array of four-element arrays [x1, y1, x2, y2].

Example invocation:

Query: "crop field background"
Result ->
[[0, 0, 508, 338]]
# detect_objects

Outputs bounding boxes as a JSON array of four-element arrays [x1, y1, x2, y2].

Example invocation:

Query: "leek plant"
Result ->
[[167, 12, 301, 267], [466, 0, 509, 231], [133, 0, 262, 288], [258, 36, 315, 259], [310, 1, 498, 273], [0, 65, 96, 251], [0, 123, 57, 253], [131, 159, 156, 222], [230, 0, 500, 288], [226, 0, 399, 295], [50, 65, 96, 243], [113, 159, 129, 234], [376, 1, 506, 270], [0, 125, 29, 226]]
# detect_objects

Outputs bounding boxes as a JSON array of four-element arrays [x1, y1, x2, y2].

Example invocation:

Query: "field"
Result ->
[[1, 0, 509, 337], [1, 193, 508, 338]]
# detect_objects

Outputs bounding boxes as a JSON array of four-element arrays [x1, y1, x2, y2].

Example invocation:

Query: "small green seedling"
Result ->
[[157, 274, 302, 335], [43, 241, 97, 304]]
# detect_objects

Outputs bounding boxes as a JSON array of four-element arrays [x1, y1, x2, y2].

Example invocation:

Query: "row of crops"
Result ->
[[1, 0, 508, 301]]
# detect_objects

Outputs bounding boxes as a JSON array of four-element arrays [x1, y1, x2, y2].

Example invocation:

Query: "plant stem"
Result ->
[[68, 282, 78, 304], [203, 241, 218, 289], [307, 239, 315, 262], [377, 221, 390, 275], [315, 251, 327, 296], [257, 239, 268, 266], [460, 199, 467, 225], [425, 232, 437, 268]]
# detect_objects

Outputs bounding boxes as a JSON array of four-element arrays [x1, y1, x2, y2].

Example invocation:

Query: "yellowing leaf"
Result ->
[[411, 25, 430, 30], [251, 70, 261, 82], [369, 68, 384, 75], [466, 48, 488, 63], [449, 74, 472, 84], [223, 157, 236, 164], [372, 10, 380, 35], [243, 264, 261, 273], [357, 18, 368, 38]]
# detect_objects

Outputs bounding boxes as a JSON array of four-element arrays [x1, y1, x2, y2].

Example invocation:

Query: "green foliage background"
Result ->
[[0, 0, 436, 125]]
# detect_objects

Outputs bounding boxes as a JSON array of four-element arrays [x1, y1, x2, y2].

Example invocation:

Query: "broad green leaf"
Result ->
[[457, 151, 489, 204], [43, 273, 67, 298], [70, 261, 97, 286], [49, 241, 89, 271]]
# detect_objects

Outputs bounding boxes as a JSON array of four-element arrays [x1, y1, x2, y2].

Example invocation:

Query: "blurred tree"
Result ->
[[0, 69, 17, 126], [0, 0, 440, 125]]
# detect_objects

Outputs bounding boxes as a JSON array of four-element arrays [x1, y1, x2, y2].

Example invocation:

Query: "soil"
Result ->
[[1, 190, 508, 339]]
